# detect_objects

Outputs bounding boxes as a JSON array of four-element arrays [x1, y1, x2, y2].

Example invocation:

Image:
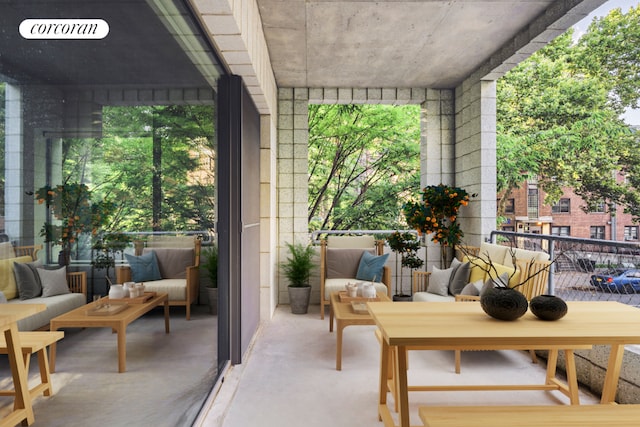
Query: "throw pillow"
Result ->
[[326, 248, 374, 279], [480, 272, 510, 297], [448, 259, 471, 295], [14, 260, 43, 300], [427, 266, 454, 297], [125, 251, 162, 282], [142, 248, 194, 279], [38, 266, 70, 297], [355, 251, 389, 282], [0, 290, 6, 303], [0, 255, 33, 300], [0, 241, 16, 260], [460, 279, 483, 296]]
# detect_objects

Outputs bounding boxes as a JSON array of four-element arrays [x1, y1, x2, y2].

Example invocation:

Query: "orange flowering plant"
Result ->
[[36, 183, 115, 263], [403, 184, 476, 249]]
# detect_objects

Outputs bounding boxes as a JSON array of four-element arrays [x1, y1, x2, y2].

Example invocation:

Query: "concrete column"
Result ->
[[260, 113, 278, 319], [277, 88, 310, 305], [455, 78, 497, 246]]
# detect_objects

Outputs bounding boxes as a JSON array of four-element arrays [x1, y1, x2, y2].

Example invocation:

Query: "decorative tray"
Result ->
[[338, 291, 380, 303], [86, 302, 128, 316], [350, 301, 370, 315], [107, 292, 157, 304]]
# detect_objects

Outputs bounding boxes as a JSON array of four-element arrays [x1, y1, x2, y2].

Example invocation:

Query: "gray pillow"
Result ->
[[480, 272, 510, 296], [448, 259, 471, 295], [427, 266, 454, 296], [0, 290, 6, 303], [38, 266, 70, 297], [460, 279, 482, 296], [326, 248, 374, 279], [143, 247, 194, 279], [14, 260, 43, 300]]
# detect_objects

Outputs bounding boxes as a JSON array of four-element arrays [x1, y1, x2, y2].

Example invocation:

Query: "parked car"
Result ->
[[590, 269, 640, 293]]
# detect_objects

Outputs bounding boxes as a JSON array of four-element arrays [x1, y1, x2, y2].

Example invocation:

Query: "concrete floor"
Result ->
[[195, 305, 600, 427]]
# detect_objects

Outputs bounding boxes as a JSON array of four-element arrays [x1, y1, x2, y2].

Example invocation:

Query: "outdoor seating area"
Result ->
[[199, 304, 606, 427]]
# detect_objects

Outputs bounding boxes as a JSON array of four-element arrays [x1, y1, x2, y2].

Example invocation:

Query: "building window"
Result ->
[[624, 226, 639, 241], [589, 201, 606, 213], [502, 226, 515, 232], [527, 187, 539, 219], [590, 226, 606, 240], [504, 198, 515, 214], [551, 226, 570, 236], [552, 198, 570, 213]]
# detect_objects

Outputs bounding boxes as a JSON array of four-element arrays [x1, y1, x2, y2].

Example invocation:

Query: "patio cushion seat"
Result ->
[[10, 293, 86, 331]]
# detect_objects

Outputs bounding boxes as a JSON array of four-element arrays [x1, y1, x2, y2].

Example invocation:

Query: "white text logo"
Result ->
[[19, 19, 109, 40]]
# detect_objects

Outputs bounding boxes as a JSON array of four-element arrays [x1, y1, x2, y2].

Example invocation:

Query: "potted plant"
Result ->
[[36, 182, 115, 265], [403, 184, 475, 268], [91, 232, 131, 296], [386, 231, 421, 301], [202, 244, 218, 314], [281, 242, 316, 314]]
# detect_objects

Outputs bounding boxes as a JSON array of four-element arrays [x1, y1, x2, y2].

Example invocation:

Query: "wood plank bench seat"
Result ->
[[0, 331, 64, 399], [419, 404, 640, 427]]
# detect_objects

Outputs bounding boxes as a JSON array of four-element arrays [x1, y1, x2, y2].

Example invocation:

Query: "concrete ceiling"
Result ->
[[255, 0, 606, 89]]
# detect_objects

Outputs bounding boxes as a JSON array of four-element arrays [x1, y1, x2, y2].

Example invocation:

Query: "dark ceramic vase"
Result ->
[[529, 294, 568, 321], [480, 287, 528, 321]]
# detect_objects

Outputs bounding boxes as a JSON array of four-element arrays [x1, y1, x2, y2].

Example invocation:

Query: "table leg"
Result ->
[[336, 321, 343, 370], [563, 350, 580, 405], [601, 344, 625, 403], [49, 326, 58, 374], [163, 299, 170, 333], [117, 326, 126, 373], [4, 324, 35, 426], [329, 303, 334, 332], [378, 337, 389, 423], [396, 345, 410, 427]]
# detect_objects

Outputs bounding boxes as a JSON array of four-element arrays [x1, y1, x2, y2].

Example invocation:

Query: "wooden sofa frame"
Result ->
[[115, 239, 201, 320], [319, 237, 391, 319]]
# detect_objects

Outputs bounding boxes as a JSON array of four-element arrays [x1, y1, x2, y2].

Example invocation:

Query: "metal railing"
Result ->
[[489, 230, 640, 307]]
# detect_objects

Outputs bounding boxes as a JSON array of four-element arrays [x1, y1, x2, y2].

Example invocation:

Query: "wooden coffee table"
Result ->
[[329, 291, 391, 370], [49, 292, 170, 373]]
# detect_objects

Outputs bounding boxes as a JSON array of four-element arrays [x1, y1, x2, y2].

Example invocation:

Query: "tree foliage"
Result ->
[[308, 104, 420, 231], [497, 6, 640, 220]]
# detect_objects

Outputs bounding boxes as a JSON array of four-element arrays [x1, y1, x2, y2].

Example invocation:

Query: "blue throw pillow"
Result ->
[[355, 251, 389, 282], [125, 251, 162, 282]]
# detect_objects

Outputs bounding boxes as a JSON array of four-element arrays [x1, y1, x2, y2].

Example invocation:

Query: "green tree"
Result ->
[[497, 11, 640, 219], [308, 104, 420, 231]]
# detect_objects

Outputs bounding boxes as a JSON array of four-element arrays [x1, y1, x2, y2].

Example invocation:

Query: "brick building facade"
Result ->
[[500, 179, 639, 242]]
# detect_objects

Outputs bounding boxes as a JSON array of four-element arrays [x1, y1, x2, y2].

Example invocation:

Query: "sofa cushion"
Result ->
[[413, 292, 454, 302], [0, 242, 16, 260], [323, 278, 387, 299], [480, 242, 509, 264], [38, 266, 71, 297], [460, 279, 483, 296], [449, 258, 471, 295], [502, 247, 551, 268], [465, 256, 488, 284], [355, 251, 389, 282], [142, 278, 188, 301], [125, 251, 162, 282], [427, 266, 454, 297], [0, 255, 34, 300], [11, 293, 86, 331], [487, 263, 519, 288], [14, 260, 43, 300], [326, 248, 374, 279], [143, 247, 194, 279]]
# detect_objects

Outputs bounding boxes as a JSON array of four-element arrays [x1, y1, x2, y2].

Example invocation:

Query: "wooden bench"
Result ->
[[0, 331, 64, 399], [419, 404, 640, 427]]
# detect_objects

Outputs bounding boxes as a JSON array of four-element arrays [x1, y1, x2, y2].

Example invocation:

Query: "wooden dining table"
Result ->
[[0, 304, 46, 427], [367, 301, 640, 427]]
